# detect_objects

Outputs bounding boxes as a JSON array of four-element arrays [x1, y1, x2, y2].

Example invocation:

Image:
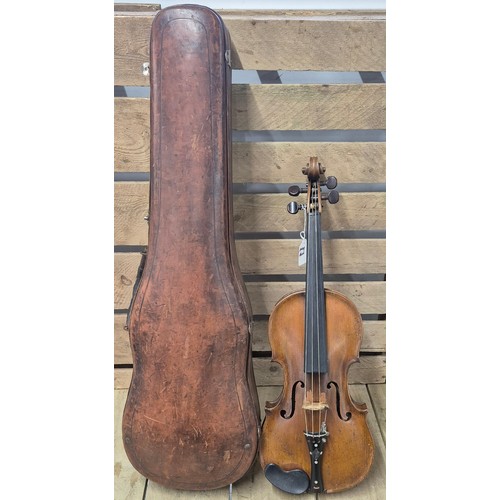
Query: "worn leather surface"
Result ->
[[122, 5, 260, 490]]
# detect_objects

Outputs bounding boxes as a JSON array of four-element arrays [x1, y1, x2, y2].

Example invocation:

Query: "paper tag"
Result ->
[[298, 209, 307, 266], [298, 238, 307, 266]]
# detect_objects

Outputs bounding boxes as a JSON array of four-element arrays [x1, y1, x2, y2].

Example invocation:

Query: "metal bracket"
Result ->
[[224, 50, 231, 68], [142, 62, 150, 76]]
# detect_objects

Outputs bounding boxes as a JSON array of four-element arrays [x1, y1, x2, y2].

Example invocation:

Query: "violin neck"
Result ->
[[304, 207, 328, 374]]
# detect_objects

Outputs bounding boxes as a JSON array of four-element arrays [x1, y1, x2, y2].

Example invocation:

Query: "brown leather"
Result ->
[[122, 5, 260, 490]]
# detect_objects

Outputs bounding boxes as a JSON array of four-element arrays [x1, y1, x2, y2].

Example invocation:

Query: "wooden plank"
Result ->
[[114, 98, 150, 172], [237, 239, 385, 275], [114, 389, 147, 500], [115, 254, 386, 313], [114, 100, 386, 172], [232, 142, 386, 184], [115, 314, 385, 363], [145, 475, 230, 498], [358, 321, 386, 353], [329, 384, 386, 499], [245, 281, 385, 315], [232, 83, 385, 130], [115, 368, 132, 390], [252, 319, 386, 353], [115, 313, 131, 364], [114, 314, 385, 353], [114, 15, 153, 86], [114, 253, 141, 309], [254, 355, 386, 385], [234, 193, 385, 232], [114, 218, 385, 274], [368, 384, 386, 444], [114, 85, 385, 141], [116, 138, 385, 184], [114, 354, 385, 389], [114, 183, 386, 245], [114, 253, 386, 312], [114, 182, 148, 246], [222, 11, 385, 72], [115, 11, 385, 85]]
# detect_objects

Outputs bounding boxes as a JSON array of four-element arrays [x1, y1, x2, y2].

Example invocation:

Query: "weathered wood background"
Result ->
[[114, 4, 386, 499], [114, 5, 386, 388]]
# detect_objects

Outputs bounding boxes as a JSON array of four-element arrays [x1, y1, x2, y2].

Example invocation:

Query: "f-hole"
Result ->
[[280, 380, 304, 419], [327, 381, 352, 421]]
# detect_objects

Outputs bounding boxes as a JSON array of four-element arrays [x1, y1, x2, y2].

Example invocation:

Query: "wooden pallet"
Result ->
[[114, 4, 385, 497], [114, 4, 386, 384]]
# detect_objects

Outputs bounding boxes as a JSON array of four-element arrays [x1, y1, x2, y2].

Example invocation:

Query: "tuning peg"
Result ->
[[288, 185, 307, 197], [326, 176, 337, 190], [287, 201, 300, 214], [327, 190, 339, 204]]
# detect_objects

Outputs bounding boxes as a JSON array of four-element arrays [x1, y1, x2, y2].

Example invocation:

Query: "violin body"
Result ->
[[260, 290, 374, 493], [122, 5, 260, 490], [260, 157, 374, 494]]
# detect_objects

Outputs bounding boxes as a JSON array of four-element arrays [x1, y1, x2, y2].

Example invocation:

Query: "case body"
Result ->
[[122, 5, 260, 490]]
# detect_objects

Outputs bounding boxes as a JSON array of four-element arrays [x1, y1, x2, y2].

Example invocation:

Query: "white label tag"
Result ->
[[298, 238, 307, 266]]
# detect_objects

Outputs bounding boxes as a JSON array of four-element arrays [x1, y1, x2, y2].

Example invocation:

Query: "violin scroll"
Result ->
[[301, 156, 324, 180], [287, 157, 340, 214]]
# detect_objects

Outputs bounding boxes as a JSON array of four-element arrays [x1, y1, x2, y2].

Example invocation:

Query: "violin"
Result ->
[[260, 157, 374, 494]]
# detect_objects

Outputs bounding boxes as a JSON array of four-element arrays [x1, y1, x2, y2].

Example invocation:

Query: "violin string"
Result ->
[[310, 183, 315, 435], [317, 184, 322, 433], [314, 181, 320, 435], [318, 184, 328, 430], [315, 182, 319, 435], [304, 188, 309, 437], [308, 185, 312, 434], [317, 182, 327, 434], [320, 183, 328, 433], [318, 184, 324, 433]]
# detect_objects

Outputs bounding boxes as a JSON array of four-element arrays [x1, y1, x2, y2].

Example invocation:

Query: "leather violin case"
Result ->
[[122, 5, 260, 490]]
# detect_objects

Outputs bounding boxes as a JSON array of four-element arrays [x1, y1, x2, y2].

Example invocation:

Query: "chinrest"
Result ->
[[264, 463, 310, 495]]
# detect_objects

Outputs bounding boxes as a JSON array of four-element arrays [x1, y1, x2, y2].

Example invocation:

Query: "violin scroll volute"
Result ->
[[302, 156, 325, 181]]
